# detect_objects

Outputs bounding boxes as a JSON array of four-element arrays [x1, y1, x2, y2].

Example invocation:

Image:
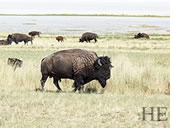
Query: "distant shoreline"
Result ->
[[0, 14, 169, 18]]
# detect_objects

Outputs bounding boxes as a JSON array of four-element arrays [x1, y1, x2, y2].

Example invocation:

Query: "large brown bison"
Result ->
[[40, 49, 113, 92], [79, 32, 98, 43], [134, 33, 150, 39], [7, 33, 33, 45], [28, 31, 41, 37], [56, 36, 64, 42]]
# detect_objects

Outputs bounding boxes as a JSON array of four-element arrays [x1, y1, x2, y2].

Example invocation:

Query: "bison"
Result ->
[[40, 49, 113, 92], [56, 36, 64, 42], [79, 32, 98, 43], [7, 33, 33, 45], [28, 31, 41, 37], [7, 58, 23, 70], [134, 33, 150, 39]]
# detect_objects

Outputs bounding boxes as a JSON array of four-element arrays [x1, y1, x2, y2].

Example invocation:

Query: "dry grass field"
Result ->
[[0, 33, 170, 127]]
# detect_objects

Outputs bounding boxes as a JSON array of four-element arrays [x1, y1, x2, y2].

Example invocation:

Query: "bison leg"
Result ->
[[72, 80, 79, 92], [73, 78, 84, 92], [78, 85, 84, 93], [31, 40, 33, 45], [24, 41, 27, 45], [13, 64, 17, 71], [53, 77, 62, 92], [14, 41, 18, 44], [86, 39, 90, 43], [72, 81, 79, 92], [94, 38, 97, 43], [40, 74, 48, 91]]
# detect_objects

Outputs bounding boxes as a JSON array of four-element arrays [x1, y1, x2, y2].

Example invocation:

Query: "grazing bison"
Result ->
[[56, 36, 64, 42], [7, 58, 23, 70], [0, 38, 12, 45], [7, 33, 33, 45], [134, 33, 150, 39], [0, 40, 7, 45], [28, 31, 41, 37], [79, 32, 98, 43], [40, 49, 113, 92]]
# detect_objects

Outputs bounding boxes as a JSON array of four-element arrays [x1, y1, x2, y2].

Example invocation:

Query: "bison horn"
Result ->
[[98, 59, 102, 66]]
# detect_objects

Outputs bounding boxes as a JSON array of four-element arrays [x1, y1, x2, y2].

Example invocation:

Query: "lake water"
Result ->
[[0, 16, 170, 35]]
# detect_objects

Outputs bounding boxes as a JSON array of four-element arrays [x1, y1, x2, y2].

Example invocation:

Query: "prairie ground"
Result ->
[[0, 33, 170, 127]]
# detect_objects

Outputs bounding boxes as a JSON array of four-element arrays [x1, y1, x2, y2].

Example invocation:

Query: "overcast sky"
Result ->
[[0, 0, 170, 15]]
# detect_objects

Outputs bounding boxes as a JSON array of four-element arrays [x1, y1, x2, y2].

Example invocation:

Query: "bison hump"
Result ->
[[72, 53, 97, 76]]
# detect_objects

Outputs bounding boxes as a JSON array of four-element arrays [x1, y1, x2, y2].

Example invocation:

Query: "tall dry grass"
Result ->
[[108, 55, 169, 94], [0, 53, 169, 95]]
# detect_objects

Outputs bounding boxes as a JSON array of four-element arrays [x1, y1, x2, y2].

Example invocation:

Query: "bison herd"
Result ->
[[0, 31, 150, 46], [1, 31, 150, 93], [0, 31, 100, 45]]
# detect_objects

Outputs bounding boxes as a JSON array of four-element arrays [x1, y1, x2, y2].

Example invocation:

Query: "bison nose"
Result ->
[[106, 76, 110, 79]]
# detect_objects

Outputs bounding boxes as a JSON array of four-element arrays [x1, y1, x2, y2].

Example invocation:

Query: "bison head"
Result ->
[[7, 34, 12, 39], [134, 35, 138, 38], [79, 38, 84, 42], [7, 35, 12, 44], [94, 56, 113, 88], [134, 33, 142, 39]]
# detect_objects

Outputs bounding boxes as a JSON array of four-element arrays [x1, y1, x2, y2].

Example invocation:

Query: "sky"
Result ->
[[0, 0, 170, 15]]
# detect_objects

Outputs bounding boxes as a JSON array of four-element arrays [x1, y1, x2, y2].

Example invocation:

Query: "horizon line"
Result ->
[[0, 13, 169, 17]]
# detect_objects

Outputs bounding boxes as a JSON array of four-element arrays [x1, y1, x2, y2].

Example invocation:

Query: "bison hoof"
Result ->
[[72, 88, 77, 92], [35, 88, 45, 92], [56, 90, 62, 93], [79, 90, 84, 93]]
